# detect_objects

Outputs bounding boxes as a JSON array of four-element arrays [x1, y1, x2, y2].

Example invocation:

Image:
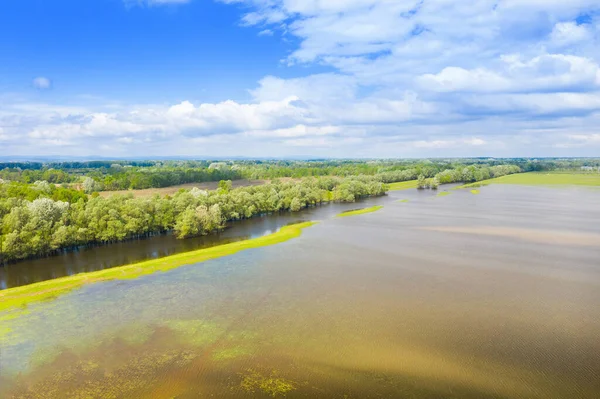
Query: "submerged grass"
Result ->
[[470, 189, 480, 195], [0, 221, 318, 314], [240, 369, 296, 397], [436, 191, 451, 197], [459, 172, 600, 189], [397, 199, 409, 203], [337, 206, 383, 218], [387, 180, 418, 191]]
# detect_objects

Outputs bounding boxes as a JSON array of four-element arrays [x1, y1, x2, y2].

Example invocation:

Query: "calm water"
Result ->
[[1, 185, 599, 398]]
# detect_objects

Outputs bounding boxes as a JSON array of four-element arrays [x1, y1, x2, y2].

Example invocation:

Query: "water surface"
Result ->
[[1, 185, 599, 398]]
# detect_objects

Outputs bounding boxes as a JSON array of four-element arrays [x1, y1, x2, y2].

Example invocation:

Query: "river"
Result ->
[[1, 185, 599, 398]]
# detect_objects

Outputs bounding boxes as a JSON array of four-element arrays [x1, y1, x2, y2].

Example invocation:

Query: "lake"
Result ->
[[1, 185, 599, 398]]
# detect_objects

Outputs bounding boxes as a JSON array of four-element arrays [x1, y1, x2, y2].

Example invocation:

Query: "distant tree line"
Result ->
[[1, 158, 597, 192]]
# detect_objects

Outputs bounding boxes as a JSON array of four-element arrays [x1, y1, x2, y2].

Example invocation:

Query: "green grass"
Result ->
[[336, 206, 383, 217], [387, 180, 418, 191], [436, 191, 451, 197], [0, 221, 318, 313], [459, 172, 600, 188]]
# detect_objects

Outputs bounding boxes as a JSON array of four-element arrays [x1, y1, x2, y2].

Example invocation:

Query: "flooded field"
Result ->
[[1, 185, 599, 398]]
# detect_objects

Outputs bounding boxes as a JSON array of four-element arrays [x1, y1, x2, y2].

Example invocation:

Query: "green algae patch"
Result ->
[[470, 189, 480, 195], [436, 191, 451, 197], [0, 221, 318, 314], [387, 180, 418, 191], [337, 206, 383, 218], [240, 369, 296, 397], [397, 199, 409, 203], [459, 172, 600, 189]]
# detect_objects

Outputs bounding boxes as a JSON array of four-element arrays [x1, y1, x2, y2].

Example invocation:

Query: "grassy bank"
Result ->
[[459, 172, 600, 188], [337, 206, 383, 217], [387, 180, 418, 191], [0, 222, 318, 313]]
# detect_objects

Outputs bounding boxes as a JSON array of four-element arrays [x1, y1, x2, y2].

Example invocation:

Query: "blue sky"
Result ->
[[1, 0, 599, 158]]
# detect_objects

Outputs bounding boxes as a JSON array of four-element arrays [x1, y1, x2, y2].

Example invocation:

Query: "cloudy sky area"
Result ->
[[1, 0, 599, 158]]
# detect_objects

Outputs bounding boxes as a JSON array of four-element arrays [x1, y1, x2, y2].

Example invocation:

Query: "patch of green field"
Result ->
[[387, 180, 418, 191], [337, 206, 383, 217], [436, 191, 451, 197], [0, 222, 318, 314], [460, 172, 600, 188]]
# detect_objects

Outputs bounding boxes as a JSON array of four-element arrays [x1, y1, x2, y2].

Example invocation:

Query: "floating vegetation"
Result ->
[[436, 192, 451, 197], [337, 206, 383, 217], [397, 199, 410, 203], [240, 369, 296, 397], [470, 189, 480, 195], [0, 221, 318, 314]]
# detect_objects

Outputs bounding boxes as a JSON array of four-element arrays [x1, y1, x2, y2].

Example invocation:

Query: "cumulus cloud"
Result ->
[[418, 54, 600, 93], [32, 77, 51, 90]]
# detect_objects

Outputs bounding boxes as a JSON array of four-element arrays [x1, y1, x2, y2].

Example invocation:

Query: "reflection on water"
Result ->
[[1, 185, 599, 398]]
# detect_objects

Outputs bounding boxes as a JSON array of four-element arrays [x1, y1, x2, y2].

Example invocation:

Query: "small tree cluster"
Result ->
[[417, 175, 440, 190]]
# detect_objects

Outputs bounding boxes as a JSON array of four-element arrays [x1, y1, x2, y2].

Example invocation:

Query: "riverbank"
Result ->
[[0, 222, 317, 314]]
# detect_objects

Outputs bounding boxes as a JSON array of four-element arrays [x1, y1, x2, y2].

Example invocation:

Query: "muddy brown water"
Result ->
[[1, 185, 599, 398]]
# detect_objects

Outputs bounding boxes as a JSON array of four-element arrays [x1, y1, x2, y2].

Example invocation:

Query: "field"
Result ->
[[98, 179, 267, 198], [387, 180, 418, 191], [460, 172, 600, 188]]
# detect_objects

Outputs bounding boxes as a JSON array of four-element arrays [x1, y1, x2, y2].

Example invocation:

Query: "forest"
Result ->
[[1, 158, 596, 263], [0, 176, 385, 262]]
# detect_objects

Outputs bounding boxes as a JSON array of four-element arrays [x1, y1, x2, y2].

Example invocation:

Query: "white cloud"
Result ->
[[32, 77, 51, 90], [549, 22, 593, 47], [418, 54, 600, 93], [412, 137, 487, 149], [258, 29, 273, 36], [568, 133, 600, 143]]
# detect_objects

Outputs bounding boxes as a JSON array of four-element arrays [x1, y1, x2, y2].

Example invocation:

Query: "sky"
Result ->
[[0, 0, 599, 158]]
